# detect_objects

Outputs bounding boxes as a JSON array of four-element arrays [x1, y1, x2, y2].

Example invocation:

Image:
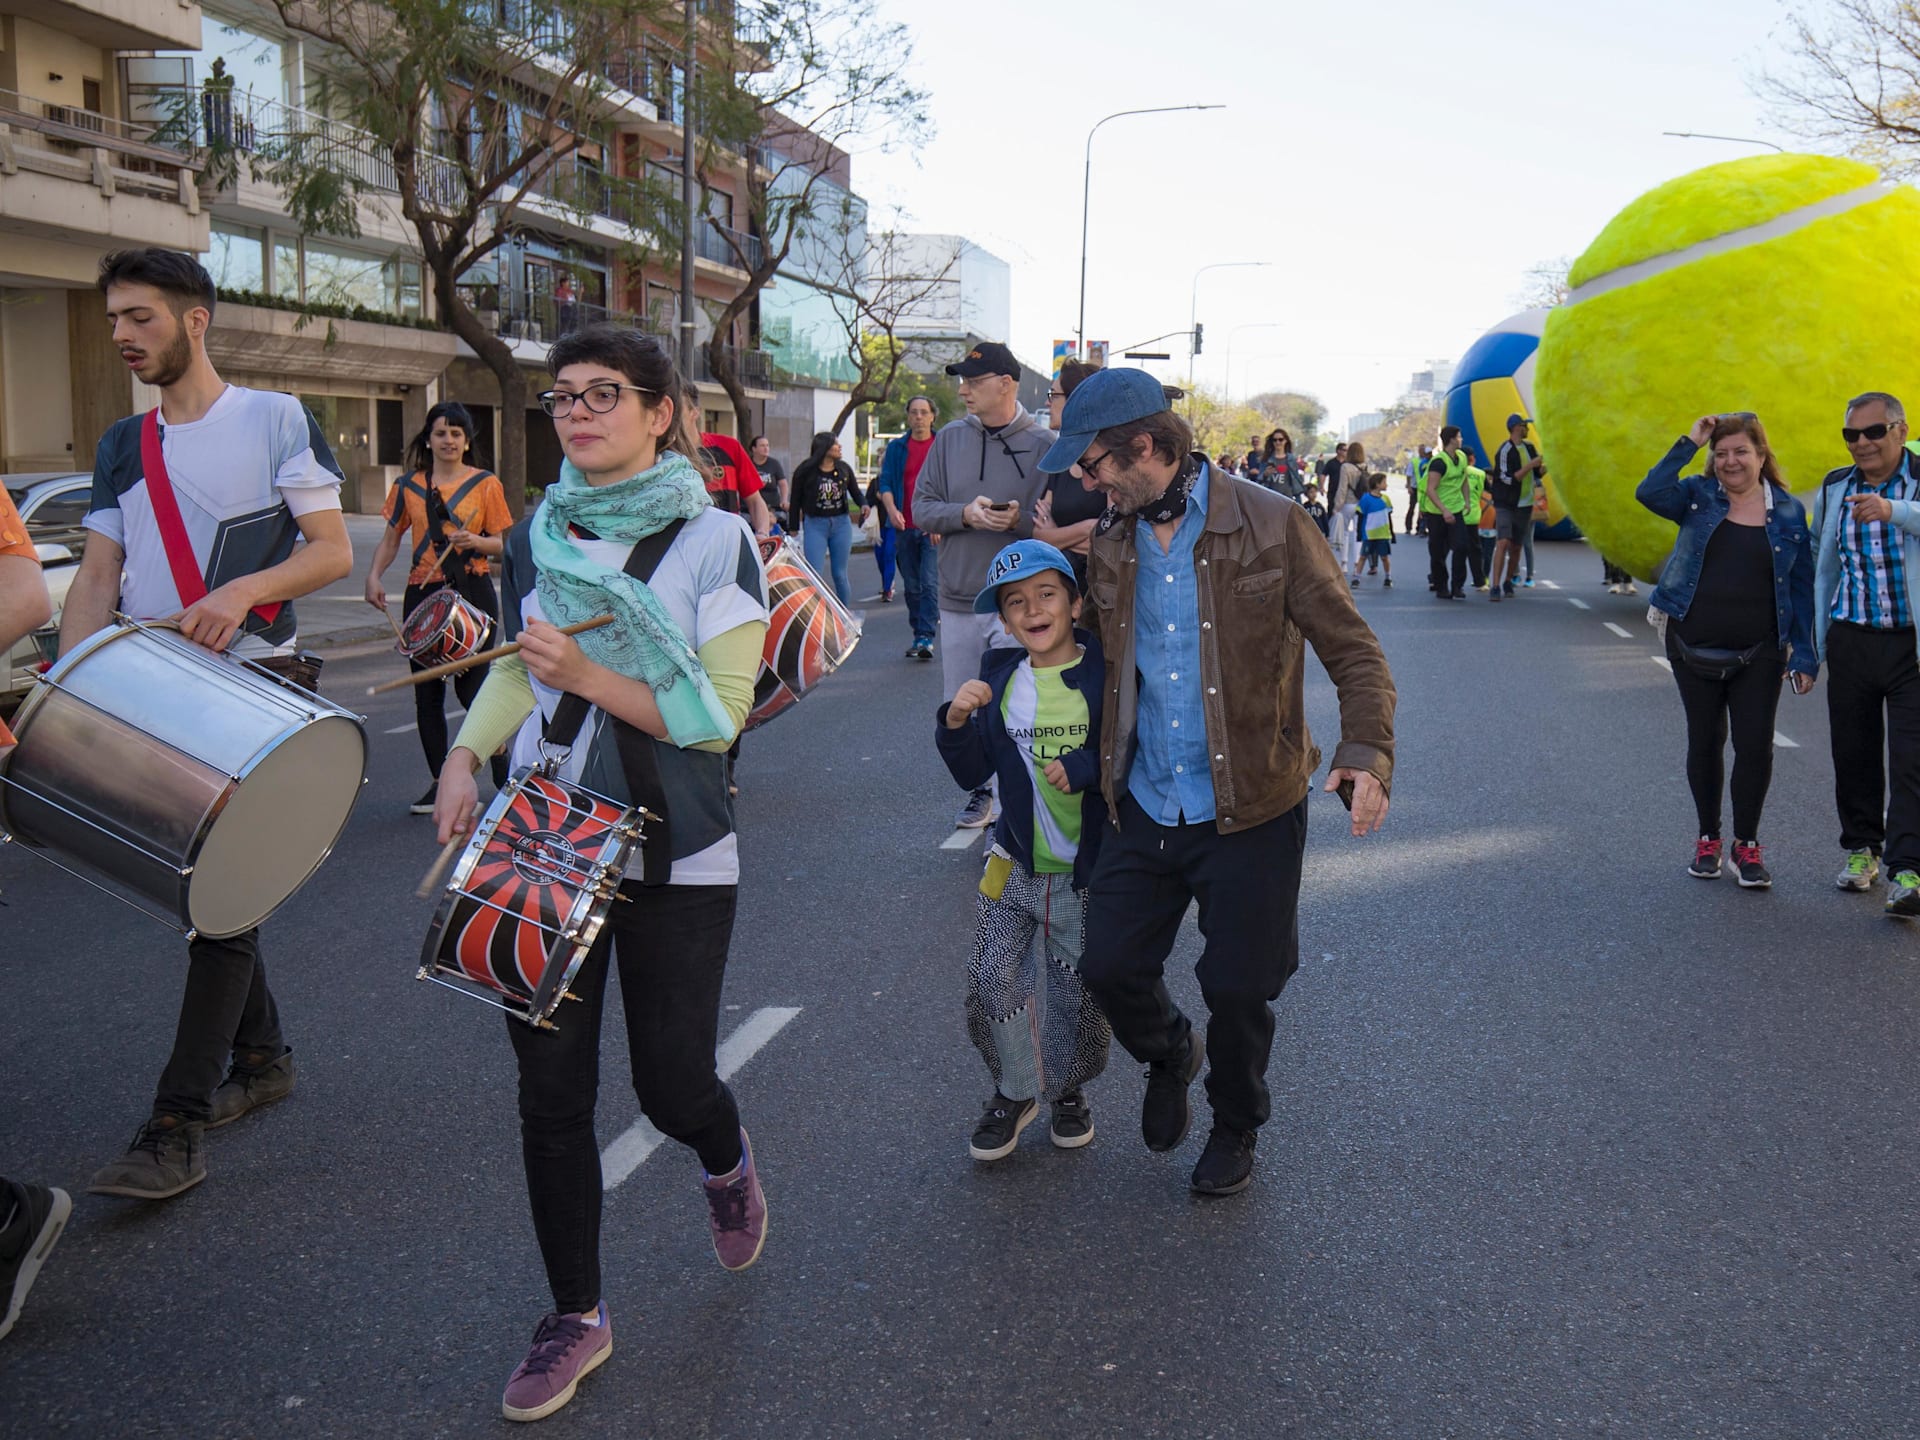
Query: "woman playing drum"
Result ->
[[431, 325, 771, 1424], [364, 401, 514, 812]]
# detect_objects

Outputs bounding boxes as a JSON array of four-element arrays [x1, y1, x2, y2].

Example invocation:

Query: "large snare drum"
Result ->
[[417, 768, 645, 1028], [0, 620, 368, 939], [397, 588, 493, 668], [747, 535, 861, 731]]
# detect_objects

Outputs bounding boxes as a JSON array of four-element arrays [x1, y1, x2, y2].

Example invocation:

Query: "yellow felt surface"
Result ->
[[1537, 185, 1920, 579], [1568, 153, 1880, 289]]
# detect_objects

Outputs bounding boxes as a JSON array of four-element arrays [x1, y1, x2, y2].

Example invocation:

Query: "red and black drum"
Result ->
[[416, 768, 645, 1027], [397, 588, 493, 668], [747, 536, 861, 731]]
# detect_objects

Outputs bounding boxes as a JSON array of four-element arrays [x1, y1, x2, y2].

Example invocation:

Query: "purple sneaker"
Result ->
[[703, 1127, 768, 1272], [501, 1305, 612, 1423]]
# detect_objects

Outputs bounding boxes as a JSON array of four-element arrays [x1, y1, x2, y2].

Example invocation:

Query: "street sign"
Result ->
[[1124, 351, 1171, 360]]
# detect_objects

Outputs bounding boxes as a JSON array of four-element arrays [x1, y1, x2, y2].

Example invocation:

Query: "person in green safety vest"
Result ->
[[1423, 425, 1476, 600]]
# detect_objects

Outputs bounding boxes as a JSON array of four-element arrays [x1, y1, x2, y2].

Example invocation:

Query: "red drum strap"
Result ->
[[140, 409, 283, 627]]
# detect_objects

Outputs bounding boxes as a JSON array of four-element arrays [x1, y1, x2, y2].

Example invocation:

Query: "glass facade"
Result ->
[[761, 277, 859, 388], [203, 221, 266, 292]]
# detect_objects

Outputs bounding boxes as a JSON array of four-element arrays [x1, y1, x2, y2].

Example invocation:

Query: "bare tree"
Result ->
[[806, 231, 960, 434], [210, 0, 679, 514], [689, 0, 931, 434], [1759, 0, 1920, 174], [1513, 256, 1572, 309]]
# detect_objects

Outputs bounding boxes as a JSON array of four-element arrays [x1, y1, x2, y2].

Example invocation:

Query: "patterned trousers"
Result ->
[[965, 855, 1111, 1102]]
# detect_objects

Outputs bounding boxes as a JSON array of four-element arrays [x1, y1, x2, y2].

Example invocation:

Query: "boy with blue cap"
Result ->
[[936, 540, 1112, 1159]]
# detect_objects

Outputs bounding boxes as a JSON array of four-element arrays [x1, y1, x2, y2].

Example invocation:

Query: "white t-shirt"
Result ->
[[506, 507, 767, 886], [84, 385, 343, 655]]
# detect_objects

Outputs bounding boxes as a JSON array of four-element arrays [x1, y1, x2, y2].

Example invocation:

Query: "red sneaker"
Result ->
[[501, 1305, 611, 1423], [1688, 836, 1723, 879]]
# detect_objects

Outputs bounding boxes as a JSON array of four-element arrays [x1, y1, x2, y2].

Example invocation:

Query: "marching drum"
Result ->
[[397, 588, 493, 668], [0, 619, 368, 939], [417, 768, 645, 1028], [747, 536, 861, 731]]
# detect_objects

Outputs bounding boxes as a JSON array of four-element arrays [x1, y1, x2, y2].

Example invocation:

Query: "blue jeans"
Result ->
[[895, 528, 940, 644], [872, 524, 896, 595], [801, 512, 854, 605]]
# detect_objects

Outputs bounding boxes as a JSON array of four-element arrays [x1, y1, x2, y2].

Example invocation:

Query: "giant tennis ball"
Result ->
[[1443, 309, 1579, 539], [1534, 154, 1920, 580]]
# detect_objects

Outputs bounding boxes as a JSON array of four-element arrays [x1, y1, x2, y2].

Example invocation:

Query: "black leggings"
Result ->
[[404, 580, 508, 786], [508, 880, 744, 1314], [1666, 631, 1786, 841]]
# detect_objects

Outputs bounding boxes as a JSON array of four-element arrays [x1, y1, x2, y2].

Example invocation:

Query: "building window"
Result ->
[[203, 221, 266, 292], [272, 236, 301, 301]]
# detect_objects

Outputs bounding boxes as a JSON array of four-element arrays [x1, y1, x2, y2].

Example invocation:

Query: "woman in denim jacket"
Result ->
[[1636, 413, 1817, 888]]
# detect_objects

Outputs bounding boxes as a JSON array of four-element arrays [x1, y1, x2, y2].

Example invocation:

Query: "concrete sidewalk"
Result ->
[[301, 512, 448, 652]]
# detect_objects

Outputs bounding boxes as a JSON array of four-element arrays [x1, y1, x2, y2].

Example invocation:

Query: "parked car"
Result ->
[[4, 473, 91, 712]]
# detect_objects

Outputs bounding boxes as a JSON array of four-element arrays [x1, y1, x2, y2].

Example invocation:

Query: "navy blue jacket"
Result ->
[[1636, 437, 1818, 676], [934, 629, 1106, 890]]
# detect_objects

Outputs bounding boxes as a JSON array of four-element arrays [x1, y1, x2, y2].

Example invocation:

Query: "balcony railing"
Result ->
[[475, 292, 772, 389], [697, 219, 762, 271]]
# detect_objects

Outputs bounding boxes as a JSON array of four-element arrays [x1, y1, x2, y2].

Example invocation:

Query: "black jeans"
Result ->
[[1826, 620, 1920, 874], [1425, 513, 1450, 590], [508, 881, 743, 1315], [152, 928, 284, 1124], [1082, 794, 1307, 1135], [1665, 632, 1786, 841], [404, 580, 508, 786]]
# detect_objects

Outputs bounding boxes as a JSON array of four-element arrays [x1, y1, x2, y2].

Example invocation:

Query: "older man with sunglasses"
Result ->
[[1813, 391, 1920, 914]]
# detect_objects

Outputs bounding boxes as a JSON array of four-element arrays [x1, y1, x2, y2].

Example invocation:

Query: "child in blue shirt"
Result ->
[[1354, 474, 1396, 587]]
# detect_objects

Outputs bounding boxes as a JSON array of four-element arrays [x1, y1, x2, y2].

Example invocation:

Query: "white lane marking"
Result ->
[[1774, 731, 1800, 749], [1604, 622, 1633, 638], [940, 828, 985, 850], [1652, 656, 1673, 673], [601, 1006, 802, 1189], [1568, 597, 1592, 611], [1539, 580, 1561, 590]]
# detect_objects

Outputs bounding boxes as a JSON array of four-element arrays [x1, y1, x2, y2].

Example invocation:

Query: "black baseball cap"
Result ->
[[946, 341, 1021, 381]]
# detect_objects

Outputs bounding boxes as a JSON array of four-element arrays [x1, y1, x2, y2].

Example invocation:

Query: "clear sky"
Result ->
[[850, 0, 1800, 428]]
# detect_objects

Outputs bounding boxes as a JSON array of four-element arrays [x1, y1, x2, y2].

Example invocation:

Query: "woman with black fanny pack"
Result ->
[[1638, 413, 1817, 887]]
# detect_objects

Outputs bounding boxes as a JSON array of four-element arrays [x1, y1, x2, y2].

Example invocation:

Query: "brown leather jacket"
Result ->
[[1083, 463, 1396, 833]]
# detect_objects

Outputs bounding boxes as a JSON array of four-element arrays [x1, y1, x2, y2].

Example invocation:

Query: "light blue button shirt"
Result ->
[[1127, 463, 1215, 825]]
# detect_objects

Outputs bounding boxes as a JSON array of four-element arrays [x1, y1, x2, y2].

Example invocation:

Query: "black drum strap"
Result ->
[[542, 518, 686, 886]]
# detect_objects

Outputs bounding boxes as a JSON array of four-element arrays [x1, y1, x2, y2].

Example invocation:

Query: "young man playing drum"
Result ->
[[433, 324, 770, 1424], [57, 249, 352, 1201]]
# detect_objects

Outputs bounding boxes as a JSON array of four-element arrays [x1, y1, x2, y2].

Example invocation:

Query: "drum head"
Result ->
[[188, 713, 367, 938]]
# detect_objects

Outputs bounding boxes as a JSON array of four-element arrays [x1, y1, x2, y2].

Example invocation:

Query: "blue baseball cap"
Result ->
[[1039, 366, 1170, 474], [972, 540, 1079, 614]]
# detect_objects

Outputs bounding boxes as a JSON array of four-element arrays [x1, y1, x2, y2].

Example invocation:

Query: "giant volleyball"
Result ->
[[1442, 309, 1577, 540], [1534, 153, 1920, 580]]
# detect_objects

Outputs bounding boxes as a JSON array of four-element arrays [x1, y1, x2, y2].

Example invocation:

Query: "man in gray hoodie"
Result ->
[[912, 341, 1057, 828]]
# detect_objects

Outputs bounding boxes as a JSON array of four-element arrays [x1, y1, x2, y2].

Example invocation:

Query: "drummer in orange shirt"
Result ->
[[0, 485, 71, 1341], [364, 401, 515, 812]]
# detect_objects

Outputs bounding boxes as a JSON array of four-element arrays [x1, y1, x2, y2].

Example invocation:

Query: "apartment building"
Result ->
[[0, 0, 826, 507]]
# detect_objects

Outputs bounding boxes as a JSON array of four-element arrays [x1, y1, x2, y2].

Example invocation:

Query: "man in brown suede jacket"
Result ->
[[1039, 368, 1395, 1197]]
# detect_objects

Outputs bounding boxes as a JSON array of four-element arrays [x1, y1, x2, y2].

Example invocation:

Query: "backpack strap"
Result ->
[[541, 517, 689, 887]]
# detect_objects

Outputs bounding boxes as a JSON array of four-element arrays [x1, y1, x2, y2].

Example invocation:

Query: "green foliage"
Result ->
[[214, 287, 442, 332], [868, 356, 960, 435], [1244, 390, 1328, 446]]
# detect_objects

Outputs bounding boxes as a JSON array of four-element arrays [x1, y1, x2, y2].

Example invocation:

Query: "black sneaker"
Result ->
[[1689, 836, 1723, 879], [955, 788, 994, 829], [1731, 840, 1772, 889], [1142, 1030, 1205, 1152], [1502, 581, 1516, 597], [1049, 1092, 1094, 1149], [1382, 578, 1392, 588], [0, 1180, 71, 1341], [903, 643, 921, 658], [208, 1049, 295, 1129], [915, 643, 934, 661], [1886, 870, 1920, 918], [87, 1117, 206, 1201], [969, 1094, 1037, 1161], [1189, 1126, 1257, 1196], [409, 783, 438, 816]]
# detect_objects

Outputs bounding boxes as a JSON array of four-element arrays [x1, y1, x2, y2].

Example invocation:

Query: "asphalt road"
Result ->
[[3, 537, 1918, 1439]]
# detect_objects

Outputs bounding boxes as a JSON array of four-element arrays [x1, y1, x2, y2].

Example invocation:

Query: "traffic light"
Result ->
[[1192, 322, 1204, 355]]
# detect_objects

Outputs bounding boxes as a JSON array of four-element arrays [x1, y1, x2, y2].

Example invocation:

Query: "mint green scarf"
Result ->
[[530, 449, 732, 746]]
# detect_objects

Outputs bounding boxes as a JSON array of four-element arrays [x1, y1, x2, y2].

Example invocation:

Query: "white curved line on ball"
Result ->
[[1566, 182, 1889, 305]]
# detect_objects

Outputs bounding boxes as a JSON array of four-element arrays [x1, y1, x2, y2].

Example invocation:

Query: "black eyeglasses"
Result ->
[[537, 382, 655, 418], [1079, 447, 1115, 479], [1048, 389, 1066, 400], [1844, 422, 1894, 443]]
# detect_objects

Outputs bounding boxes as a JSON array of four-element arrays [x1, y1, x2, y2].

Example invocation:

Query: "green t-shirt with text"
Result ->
[[1000, 652, 1089, 873]]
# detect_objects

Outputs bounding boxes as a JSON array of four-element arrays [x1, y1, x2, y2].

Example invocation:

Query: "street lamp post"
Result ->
[[1661, 131, 1785, 151], [1188, 262, 1270, 391], [1078, 104, 1223, 345]]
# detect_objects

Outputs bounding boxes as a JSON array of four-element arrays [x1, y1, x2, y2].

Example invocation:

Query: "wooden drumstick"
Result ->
[[366, 614, 616, 696], [416, 804, 481, 900], [384, 607, 407, 645]]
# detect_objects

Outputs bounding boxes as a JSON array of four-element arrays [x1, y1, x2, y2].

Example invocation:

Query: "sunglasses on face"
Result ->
[[1844, 422, 1894, 443]]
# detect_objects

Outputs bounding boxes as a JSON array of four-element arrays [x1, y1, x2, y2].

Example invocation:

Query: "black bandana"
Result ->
[[1095, 452, 1201, 536]]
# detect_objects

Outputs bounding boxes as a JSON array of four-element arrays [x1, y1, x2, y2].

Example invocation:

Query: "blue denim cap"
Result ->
[[1039, 366, 1170, 473], [972, 539, 1079, 614]]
